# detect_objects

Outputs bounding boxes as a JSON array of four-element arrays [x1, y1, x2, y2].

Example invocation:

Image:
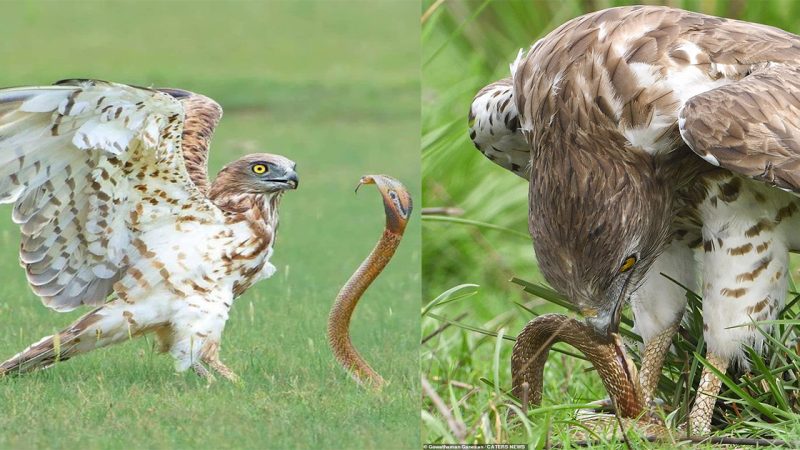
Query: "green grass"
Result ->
[[0, 2, 420, 449], [422, 0, 800, 447]]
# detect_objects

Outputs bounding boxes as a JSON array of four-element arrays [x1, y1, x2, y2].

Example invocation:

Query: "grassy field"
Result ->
[[0, 2, 420, 449], [422, 0, 800, 447]]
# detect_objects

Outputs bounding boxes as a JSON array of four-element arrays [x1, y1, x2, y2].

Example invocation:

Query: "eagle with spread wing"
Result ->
[[0, 79, 298, 381]]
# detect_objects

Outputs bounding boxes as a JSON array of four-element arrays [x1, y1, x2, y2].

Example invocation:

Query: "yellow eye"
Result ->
[[619, 256, 636, 273], [252, 164, 267, 174]]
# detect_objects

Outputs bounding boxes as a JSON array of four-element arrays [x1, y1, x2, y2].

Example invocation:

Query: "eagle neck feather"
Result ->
[[209, 190, 282, 228]]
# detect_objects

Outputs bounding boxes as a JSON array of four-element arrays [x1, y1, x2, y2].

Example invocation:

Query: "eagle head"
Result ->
[[529, 152, 673, 338], [214, 153, 299, 195]]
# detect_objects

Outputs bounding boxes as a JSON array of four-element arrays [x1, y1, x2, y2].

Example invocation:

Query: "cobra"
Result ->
[[511, 314, 647, 418], [327, 174, 412, 388]]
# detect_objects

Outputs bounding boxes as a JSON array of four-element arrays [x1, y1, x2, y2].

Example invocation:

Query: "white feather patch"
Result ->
[[19, 91, 68, 113], [701, 153, 720, 166], [73, 119, 136, 154], [509, 48, 525, 77]]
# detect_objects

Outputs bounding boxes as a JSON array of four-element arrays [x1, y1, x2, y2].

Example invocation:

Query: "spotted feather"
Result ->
[[0, 80, 221, 311]]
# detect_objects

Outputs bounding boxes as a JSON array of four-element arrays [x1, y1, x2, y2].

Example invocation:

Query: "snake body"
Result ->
[[327, 174, 412, 389], [511, 314, 645, 417]]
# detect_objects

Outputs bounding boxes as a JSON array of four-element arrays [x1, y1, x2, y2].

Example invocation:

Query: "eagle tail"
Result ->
[[0, 307, 108, 376]]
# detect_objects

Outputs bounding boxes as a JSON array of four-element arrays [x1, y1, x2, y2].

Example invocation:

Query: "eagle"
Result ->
[[470, 6, 800, 433], [0, 79, 298, 381]]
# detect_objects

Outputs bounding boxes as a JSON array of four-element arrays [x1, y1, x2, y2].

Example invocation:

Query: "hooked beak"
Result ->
[[585, 302, 623, 337], [276, 170, 299, 189], [585, 267, 636, 337], [584, 290, 626, 338]]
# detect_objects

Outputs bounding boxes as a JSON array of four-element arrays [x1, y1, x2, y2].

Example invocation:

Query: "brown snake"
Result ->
[[510, 315, 800, 447], [327, 175, 412, 388], [511, 314, 645, 418]]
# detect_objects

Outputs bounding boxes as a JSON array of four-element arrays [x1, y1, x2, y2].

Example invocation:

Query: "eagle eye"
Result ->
[[252, 164, 268, 175], [619, 256, 636, 273]]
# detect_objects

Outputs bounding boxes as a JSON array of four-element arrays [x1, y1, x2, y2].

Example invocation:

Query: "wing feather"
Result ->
[[0, 79, 224, 311], [158, 88, 222, 194], [679, 64, 800, 192], [469, 78, 529, 179]]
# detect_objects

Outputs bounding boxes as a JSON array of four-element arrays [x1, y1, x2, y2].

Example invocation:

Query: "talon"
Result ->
[[202, 353, 239, 383], [211, 362, 239, 382], [191, 362, 215, 382]]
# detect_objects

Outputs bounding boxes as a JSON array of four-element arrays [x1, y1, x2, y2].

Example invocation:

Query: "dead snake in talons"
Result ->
[[511, 314, 646, 418], [327, 174, 412, 389]]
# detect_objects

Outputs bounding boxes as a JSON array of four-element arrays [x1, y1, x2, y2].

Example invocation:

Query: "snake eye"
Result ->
[[619, 256, 636, 273], [252, 164, 268, 175]]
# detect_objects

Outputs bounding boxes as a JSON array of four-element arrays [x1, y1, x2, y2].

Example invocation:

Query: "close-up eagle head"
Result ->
[[210, 153, 299, 197]]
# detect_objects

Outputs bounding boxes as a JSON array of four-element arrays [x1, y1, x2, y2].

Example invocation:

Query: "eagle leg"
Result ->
[[168, 296, 230, 376], [688, 352, 728, 435], [201, 341, 239, 382], [205, 358, 238, 382], [191, 361, 215, 382], [629, 242, 694, 408], [638, 321, 680, 407]]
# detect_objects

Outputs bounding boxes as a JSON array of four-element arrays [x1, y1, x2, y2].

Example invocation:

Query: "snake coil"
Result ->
[[511, 313, 645, 417]]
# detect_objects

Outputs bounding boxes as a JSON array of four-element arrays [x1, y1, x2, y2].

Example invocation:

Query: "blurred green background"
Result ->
[[422, 0, 800, 446], [0, 2, 419, 449]]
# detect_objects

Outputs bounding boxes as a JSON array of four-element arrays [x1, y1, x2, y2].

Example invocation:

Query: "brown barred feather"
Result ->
[[159, 89, 222, 194]]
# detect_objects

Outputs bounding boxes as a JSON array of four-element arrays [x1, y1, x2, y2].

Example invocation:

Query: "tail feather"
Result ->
[[0, 332, 78, 375], [0, 307, 103, 376]]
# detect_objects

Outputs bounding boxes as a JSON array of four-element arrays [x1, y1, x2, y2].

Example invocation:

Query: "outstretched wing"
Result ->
[[156, 88, 222, 194], [0, 79, 224, 311], [468, 77, 529, 179], [679, 64, 800, 192]]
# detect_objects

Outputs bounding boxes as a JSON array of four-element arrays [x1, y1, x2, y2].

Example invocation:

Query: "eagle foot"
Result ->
[[204, 357, 240, 383], [639, 322, 681, 406], [199, 341, 239, 382], [191, 361, 216, 383]]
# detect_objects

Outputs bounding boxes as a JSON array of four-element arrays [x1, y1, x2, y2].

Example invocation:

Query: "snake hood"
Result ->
[[357, 175, 413, 235]]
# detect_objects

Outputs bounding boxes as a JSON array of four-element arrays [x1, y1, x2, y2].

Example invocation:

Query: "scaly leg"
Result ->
[[630, 242, 694, 409], [201, 341, 239, 382], [638, 321, 680, 407], [688, 352, 728, 435], [206, 358, 239, 382], [192, 361, 215, 381]]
